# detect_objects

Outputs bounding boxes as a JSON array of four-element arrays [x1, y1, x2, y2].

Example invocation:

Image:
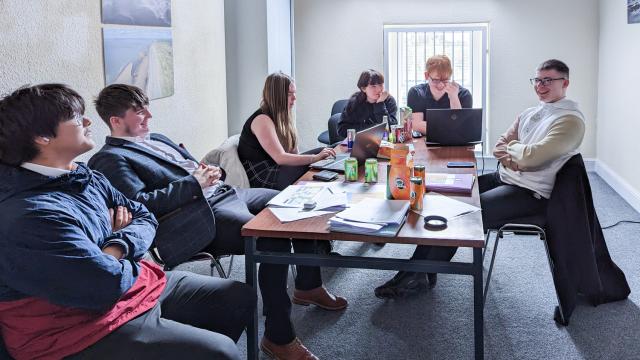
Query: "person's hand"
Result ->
[[377, 91, 389, 103], [444, 81, 460, 97], [109, 206, 132, 232], [102, 244, 125, 260], [193, 164, 222, 189], [311, 148, 336, 163], [498, 155, 521, 172]]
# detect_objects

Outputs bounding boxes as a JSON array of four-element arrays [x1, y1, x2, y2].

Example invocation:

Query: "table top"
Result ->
[[241, 139, 485, 248]]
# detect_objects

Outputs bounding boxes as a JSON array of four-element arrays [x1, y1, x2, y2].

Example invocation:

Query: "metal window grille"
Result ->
[[383, 23, 488, 114]]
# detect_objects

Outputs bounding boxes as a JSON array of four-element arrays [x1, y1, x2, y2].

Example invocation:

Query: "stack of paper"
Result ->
[[329, 198, 410, 237], [267, 185, 348, 222], [425, 173, 476, 194]]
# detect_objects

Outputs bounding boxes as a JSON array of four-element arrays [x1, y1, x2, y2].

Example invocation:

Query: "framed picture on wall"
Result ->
[[102, 0, 171, 27], [102, 28, 174, 100], [629, 0, 640, 24]]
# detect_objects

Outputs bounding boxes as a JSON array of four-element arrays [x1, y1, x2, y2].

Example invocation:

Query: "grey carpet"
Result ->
[[175, 172, 640, 359]]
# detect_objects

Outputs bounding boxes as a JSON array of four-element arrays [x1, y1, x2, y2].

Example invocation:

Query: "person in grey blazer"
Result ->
[[88, 84, 346, 359]]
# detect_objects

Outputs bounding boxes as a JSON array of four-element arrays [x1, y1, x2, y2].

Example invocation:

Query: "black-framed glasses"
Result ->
[[529, 77, 565, 86], [429, 77, 451, 86]]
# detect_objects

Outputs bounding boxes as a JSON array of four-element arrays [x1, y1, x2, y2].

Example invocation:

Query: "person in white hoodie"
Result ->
[[374, 59, 586, 299], [480, 59, 585, 230]]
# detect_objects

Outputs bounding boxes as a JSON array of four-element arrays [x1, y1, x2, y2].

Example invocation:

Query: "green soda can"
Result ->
[[344, 157, 358, 182], [364, 158, 378, 183]]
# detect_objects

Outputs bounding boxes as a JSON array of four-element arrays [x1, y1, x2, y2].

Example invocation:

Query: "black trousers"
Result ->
[[274, 147, 324, 191], [478, 171, 548, 230], [410, 171, 548, 262], [207, 187, 323, 345], [68, 271, 255, 360]]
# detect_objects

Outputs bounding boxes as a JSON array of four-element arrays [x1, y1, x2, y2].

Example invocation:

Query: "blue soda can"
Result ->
[[347, 128, 356, 150]]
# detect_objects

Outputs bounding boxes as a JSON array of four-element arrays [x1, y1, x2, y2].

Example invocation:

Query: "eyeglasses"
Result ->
[[529, 77, 565, 86], [429, 77, 451, 86], [69, 114, 85, 126]]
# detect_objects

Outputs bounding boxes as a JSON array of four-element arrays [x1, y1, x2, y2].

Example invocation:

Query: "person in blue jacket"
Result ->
[[0, 84, 254, 360]]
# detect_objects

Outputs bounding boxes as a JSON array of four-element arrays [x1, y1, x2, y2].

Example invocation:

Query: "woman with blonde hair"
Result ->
[[239, 72, 335, 190], [408, 54, 473, 135]]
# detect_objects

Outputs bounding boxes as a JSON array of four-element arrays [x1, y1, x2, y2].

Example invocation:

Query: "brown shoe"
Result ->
[[292, 286, 347, 310], [260, 336, 319, 360]]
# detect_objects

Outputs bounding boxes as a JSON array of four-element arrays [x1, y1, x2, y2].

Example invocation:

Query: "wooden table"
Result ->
[[242, 139, 486, 359]]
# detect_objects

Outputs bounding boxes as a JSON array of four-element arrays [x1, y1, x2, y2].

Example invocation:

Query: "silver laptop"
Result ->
[[425, 108, 483, 146], [310, 122, 386, 172]]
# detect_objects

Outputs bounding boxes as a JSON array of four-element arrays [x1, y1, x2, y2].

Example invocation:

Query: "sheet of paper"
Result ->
[[335, 198, 409, 225], [413, 192, 481, 220], [328, 217, 384, 232], [267, 185, 331, 208], [269, 207, 333, 223]]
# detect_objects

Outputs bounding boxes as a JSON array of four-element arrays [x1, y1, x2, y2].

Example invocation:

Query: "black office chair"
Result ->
[[148, 246, 233, 278], [317, 99, 348, 145]]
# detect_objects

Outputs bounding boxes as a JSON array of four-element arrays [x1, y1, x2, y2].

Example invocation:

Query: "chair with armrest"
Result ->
[[483, 154, 631, 326], [317, 99, 348, 145], [148, 245, 231, 278]]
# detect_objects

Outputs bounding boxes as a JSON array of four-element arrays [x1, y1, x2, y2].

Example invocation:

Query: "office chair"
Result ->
[[148, 246, 233, 279], [317, 99, 348, 145]]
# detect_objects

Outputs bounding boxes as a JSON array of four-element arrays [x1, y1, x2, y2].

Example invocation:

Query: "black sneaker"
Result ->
[[374, 271, 429, 299]]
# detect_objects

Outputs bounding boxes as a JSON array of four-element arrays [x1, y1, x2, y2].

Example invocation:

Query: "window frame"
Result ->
[[383, 23, 489, 153]]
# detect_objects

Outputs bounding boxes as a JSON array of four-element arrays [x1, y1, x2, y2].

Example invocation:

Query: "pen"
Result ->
[[327, 187, 334, 194]]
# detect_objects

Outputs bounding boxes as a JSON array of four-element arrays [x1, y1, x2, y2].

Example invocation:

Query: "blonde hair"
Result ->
[[260, 72, 298, 152], [425, 55, 452, 78]]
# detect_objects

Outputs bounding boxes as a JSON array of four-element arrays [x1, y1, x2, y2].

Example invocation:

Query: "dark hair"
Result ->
[[94, 84, 149, 129], [345, 69, 385, 114], [0, 83, 85, 166], [537, 59, 570, 79]]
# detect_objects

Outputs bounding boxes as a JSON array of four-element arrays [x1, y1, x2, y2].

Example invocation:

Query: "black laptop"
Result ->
[[425, 108, 483, 146], [310, 122, 386, 172]]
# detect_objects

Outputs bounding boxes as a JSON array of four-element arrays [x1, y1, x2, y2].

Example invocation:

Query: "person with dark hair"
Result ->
[[337, 69, 398, 138], [375, 59, 584, 299], [480, 58, 583, 229], [89, 83, 346, 360], [407, 55, 473, 135], [0, 84, 255, 359], [238, 72, 335, 190]]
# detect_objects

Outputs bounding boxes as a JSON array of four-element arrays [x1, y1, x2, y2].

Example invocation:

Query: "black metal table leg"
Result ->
[[473, 247, 484, 360], [245, 237, 258, 360]]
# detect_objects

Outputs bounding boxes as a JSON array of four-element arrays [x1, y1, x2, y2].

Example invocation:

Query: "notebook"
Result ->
[[425, 173, 476, 194], [328, 198, 410, 237]]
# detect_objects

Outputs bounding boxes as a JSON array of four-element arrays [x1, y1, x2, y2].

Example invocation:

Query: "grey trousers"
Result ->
[[68, 271, 256, 360], [207, 186, 323, 345]]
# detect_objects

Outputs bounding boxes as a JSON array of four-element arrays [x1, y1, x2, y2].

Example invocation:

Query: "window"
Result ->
[[383, 23, 489, 146]]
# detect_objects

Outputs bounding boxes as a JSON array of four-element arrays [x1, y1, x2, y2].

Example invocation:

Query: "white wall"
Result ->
[[293, 0, 600, 154], [0, 0, 227, 161], [596, 0, 640, 206]]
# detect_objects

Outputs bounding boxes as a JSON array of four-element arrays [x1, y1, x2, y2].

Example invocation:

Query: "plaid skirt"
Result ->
[[242, 159, 279, 190]]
